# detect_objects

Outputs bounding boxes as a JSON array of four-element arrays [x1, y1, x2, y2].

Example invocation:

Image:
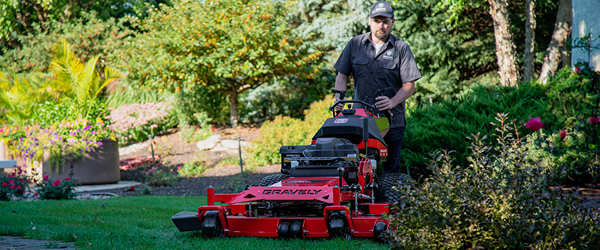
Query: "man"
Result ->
[[333, 1, 421, 174]]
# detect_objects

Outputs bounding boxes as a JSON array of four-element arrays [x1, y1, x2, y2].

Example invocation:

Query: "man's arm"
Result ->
[[374, 80, 415, 111], [334, 72, 349, 111]]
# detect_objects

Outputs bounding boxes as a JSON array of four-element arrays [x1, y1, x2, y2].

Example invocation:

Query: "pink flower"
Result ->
[[65, 177, 71, 181], [43, 175, 49, 181], [97, 141, 103, 146], [589, 117, 600, 124], [1, 182, 8, 187], [52, 179, 61, 186], [560, 130, 567, 139], [34, 192, 38, 197], [9, 180, 14, 184], [9, 185, 15, 189], [17, 186, 21, 190], [149, 124, 158, 129], [525, 117, 545, 131], [150, 169, 155, 173], [575, 67, 581, 73], [177, 166, 182, 171]]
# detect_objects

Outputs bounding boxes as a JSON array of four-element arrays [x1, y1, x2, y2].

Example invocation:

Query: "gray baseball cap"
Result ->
[[370, 1, 394, 18]]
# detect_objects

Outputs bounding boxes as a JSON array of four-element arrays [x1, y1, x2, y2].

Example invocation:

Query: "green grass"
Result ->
[[0, 196, 389, 250]]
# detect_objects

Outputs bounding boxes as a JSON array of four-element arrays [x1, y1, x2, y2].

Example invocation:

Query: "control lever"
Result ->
[[337, 167, 345, 188], [376, 88, 393, 124], [332, 89, 346, 116]]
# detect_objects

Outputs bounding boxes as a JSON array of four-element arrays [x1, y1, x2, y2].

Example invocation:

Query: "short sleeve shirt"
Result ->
[[334, 32, 421, 128]]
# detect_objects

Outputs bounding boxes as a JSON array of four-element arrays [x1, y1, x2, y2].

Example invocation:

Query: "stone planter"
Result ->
[[8, 138, 120, 185]]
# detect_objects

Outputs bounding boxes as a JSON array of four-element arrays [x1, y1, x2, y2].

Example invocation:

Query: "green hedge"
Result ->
[[403, 83, 555, 177]]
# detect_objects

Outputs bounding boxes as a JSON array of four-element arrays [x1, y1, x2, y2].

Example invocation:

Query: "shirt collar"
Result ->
[[361, 32, 397, 48]]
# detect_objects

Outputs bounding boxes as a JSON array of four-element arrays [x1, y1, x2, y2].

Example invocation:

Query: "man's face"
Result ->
[[369, 16, 394, 41]]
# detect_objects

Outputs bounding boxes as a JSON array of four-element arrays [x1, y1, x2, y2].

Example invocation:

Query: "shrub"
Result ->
[[245, 96, 333, 166], [178, 161, 207, 177], [37, 175, 80, 200], [388, 113, 600, 249], [0, 166, 34, 201], [541, 66, 600, 184], [403, 83, 554, 178], [144, 167, 180, 187]]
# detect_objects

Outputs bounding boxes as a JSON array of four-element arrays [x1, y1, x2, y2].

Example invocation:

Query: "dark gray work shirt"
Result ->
[[334, 32, 421, 128]]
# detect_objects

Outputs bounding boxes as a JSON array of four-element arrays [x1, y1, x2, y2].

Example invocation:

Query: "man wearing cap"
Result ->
[[333, 1, 421, 174]]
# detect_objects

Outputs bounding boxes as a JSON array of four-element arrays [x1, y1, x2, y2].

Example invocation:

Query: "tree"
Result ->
[[0, 0, 169, 49], [538, 0, 571, 84], [523, 0, 536, 82], [122, 0, 321, 127], [438, 0, 521, 87]]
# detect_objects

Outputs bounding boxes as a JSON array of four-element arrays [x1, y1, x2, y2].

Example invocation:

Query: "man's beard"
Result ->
[[374, 30, 389, 40]]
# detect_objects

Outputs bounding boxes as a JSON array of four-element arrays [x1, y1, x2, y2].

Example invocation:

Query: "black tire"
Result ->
[[376, 173, 410, 204], [201, 211, 225, 238], [328, 218, 346, 238], [259, 174, 289, 186]]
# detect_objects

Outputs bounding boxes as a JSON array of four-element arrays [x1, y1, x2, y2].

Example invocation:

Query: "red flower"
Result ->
[[34, 192, 38, 197], [560, 130, 567, 139], [130, 186, 135, 191], [589, 117, 600, 124], [43, 175, 49, 181], [9, 180, 14, 184], [525, 117, 545, 131], [65, 177, 71, 181], [52, 179, 61, 187], [1, 182, 8, 187], [575, 67, 581, 73], [9, 185, 15, 189], [211, 126, 216, 132]]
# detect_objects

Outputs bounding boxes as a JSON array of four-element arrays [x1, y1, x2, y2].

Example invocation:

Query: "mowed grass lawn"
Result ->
[[0, 196, 389, 250]]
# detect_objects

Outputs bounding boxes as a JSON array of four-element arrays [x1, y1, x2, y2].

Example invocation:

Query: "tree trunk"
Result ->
[[523, 0, 536, 82], [539, 0, 571, 84], [488, 0, 521, 87], [228, 92, 239, 128]]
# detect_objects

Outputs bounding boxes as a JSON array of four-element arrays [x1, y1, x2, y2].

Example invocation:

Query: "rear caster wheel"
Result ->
[[201, 211, 225, 238], [277, 222, 291, 238], [289, 222, 303, 238]]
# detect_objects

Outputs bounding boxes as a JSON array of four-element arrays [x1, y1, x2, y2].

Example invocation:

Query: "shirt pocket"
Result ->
[[353, 57, 369, 66], [377, 59, 396, 70]]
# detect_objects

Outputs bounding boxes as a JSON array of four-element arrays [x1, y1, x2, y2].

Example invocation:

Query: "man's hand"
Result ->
[[334, 99, 344, 111], [375, 96, 394, 111]]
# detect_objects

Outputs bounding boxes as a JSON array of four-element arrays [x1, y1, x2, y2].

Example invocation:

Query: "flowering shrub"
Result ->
[[37, 175, 80, 200], [543, 66, 600, 184], [143, 166, 179, 187], [388, 113, 600, 249], [106, 101, 175, 146], [0, 166, 34, 201], [1, 114, 114, 170]]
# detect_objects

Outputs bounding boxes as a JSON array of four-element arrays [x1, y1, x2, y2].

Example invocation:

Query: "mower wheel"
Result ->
[[376, 173, 410, 204], [201, 211, 225, 238], [289, 222, 303, 238], [259, 174, 289, 186], [277, 222, 291, 238], [328, 218, 346, 238]]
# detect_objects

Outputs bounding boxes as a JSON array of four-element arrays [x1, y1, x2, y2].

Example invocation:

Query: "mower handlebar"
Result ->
[[329, 100, 376, 112]]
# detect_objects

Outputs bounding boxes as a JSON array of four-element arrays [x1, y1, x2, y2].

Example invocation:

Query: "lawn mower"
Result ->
[[172, 93, 409, 239]]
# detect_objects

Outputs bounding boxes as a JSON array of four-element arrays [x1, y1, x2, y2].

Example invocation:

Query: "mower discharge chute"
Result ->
[[172, 98, 409, 239]]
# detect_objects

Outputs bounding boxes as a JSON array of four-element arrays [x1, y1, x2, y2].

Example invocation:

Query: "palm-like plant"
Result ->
[[0, 72, 52, 126], [50, 40, 121, 119]]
